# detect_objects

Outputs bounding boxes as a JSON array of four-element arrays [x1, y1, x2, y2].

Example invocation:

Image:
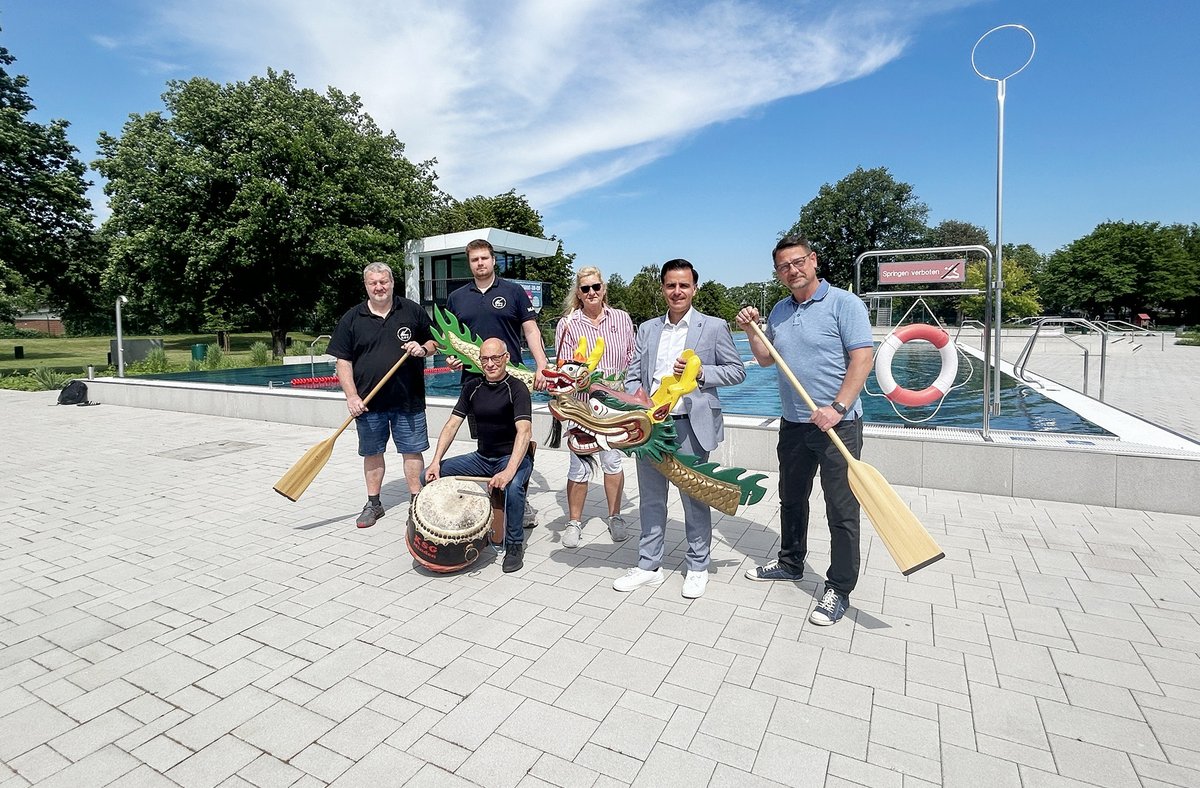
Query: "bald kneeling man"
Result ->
[[426, 338, 534, 573]]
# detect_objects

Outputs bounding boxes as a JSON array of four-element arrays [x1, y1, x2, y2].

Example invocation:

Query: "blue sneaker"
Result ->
[[809, 588, 848, 626], [745, 560, 803, 582]]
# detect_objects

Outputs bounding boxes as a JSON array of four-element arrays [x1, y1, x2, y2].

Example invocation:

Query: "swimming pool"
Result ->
[[143, 340, 1111, 435]]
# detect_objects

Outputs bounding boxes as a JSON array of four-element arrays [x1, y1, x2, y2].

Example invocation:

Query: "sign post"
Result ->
[[972, 24, 1036, 415]]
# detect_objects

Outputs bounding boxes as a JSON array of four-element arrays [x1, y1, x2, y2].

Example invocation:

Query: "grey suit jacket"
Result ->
[[625, 309, 746, 453]]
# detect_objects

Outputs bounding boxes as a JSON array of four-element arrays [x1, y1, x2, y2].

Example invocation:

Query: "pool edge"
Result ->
[[82, 376, 1200, 516]]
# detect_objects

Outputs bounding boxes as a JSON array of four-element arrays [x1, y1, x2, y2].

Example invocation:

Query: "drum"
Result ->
[[406, 476, 492, 572]]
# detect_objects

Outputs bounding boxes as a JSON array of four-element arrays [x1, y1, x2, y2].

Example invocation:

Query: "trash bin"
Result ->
[[191, 344, 207, 361], [12, 346, 22, 359]]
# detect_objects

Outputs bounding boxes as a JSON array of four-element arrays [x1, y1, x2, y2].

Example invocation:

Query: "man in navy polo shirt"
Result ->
[[444, 238, 549, 389], [445, 238, 549, 528], [329, 262, 438, 529], [426, 337, 534, 573], [735, 236, 874, 627]]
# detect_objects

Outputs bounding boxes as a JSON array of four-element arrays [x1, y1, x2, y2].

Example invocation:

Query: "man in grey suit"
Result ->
[[613, 259, 747, 599]]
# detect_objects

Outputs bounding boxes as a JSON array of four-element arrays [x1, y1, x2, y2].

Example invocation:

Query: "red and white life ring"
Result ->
[[875, 324, 958, 407]]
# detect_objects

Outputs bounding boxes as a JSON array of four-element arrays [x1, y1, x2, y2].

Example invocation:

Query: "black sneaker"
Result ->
[[502, 543, 525, 573], [745, 560, 803, 582], [809, 588, 849, 626], [356, 501, 384, 529]]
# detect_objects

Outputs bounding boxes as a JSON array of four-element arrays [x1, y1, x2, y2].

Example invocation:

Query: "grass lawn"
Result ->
[[0, 332, 324, 376]]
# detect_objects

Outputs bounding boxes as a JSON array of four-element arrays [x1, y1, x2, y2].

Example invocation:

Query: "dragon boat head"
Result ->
[[543, 336, 604, 397], [546, 339, 767, 515], [547, 338, 701, 462], [548, 387, 680, 462]]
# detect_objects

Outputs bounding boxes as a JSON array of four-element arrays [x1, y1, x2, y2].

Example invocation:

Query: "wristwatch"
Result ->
[[830, 401, 848, 415]]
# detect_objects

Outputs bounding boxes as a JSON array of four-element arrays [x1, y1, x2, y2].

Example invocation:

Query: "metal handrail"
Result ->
[[1101, 319, 1155, 341], [954, 319, 986, 348], [1013, 317, 1108, 400], [309, 334, 331, 378]]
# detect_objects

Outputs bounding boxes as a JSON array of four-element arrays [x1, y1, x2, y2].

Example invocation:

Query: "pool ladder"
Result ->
[[1012, 317, 1108, 401], [309, 335, 331, 379]]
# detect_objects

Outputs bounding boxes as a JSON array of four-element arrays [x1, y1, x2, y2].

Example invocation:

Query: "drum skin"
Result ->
[[406, 476, 492, 573]]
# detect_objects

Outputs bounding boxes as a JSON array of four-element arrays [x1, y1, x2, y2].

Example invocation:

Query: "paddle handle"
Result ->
[[330, 351, 412, 440], [746, 322, 855, 464]]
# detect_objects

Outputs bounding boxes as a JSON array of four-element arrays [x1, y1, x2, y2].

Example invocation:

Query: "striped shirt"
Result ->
[[554, 306, 637, 386]]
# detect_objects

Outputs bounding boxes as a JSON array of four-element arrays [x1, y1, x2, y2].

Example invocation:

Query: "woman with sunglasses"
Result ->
[[553, 267, 637, 548]]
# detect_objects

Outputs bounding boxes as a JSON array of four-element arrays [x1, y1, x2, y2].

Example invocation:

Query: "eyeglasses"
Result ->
[[579, 283, 602, 293], [774, 251, 813, 274], [480, 353, 508, 365]]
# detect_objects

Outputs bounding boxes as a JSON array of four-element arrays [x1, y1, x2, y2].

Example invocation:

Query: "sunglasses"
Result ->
[[579, 283, 603, 293]]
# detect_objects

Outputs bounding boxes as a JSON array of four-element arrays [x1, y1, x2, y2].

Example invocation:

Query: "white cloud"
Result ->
[[132, 0, 955, 205]]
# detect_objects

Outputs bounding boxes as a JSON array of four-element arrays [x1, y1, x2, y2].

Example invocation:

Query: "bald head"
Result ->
[[479, 338, 509, 381]]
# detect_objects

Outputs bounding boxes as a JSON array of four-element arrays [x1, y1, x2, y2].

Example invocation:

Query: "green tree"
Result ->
[[785, 166, 929, 290], [1153, 224, 1200, 322], [728, 281, 789, 318], [434, 189, 543, 237], [0, 33, 99, 325], [1175, 224, 1200, 323], [605, 273, 628, 309], [1037, 221, 1191, 321], [525, 240, 575, 327], [94, 69, 438, 354], [959, 243, 1042, 323], [620, 265, 665, 326], [694, 280, 737, 324], [922, 219, 990, 249]]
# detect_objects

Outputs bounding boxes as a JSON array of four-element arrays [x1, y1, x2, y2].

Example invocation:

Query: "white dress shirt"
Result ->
[[651, 307, 695, 415]]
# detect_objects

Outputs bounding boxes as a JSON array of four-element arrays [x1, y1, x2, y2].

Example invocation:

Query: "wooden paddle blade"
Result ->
[[273, 436, 337, 502], [846, 457, 944, 575]]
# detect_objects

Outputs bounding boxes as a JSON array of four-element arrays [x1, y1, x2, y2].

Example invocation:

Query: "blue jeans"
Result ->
[[438, 452, 533, 546]]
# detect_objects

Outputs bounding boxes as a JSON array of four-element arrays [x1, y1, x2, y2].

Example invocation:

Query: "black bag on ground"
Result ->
[[57, 380, 88, 405]]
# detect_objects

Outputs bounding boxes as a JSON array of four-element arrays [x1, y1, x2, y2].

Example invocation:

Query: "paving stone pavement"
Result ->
[[2, 388, 1199, 787]]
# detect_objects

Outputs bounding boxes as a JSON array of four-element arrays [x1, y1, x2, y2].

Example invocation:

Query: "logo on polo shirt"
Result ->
[[492, 296, 507, 309], [397, 327, 412, 342]]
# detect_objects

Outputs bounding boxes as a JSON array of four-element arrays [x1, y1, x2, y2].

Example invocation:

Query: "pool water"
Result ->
[[143, 341, 1111, 436]]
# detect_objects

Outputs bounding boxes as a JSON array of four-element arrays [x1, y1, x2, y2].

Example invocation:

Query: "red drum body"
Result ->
[[406, 476, 491, 573]]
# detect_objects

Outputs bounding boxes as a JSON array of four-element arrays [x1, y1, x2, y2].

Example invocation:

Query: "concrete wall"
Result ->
[[83, 377, 1200, 516]]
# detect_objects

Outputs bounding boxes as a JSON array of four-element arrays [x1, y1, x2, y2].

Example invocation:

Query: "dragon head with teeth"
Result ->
[[547, 337, 700, 463]]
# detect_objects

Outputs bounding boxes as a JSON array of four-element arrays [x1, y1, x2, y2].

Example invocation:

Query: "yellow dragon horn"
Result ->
[[650, 349, 701, 415], [586, 337, 605, 372]]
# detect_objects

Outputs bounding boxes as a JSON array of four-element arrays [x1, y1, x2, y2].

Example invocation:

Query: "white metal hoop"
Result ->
[[971, 24, 1036, 83]]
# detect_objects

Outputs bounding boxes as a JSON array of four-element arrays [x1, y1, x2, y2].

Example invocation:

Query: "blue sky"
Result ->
[[4, 0, 1197, 287]]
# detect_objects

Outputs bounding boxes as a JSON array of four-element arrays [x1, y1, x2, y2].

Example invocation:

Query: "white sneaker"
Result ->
[[682, 570, 708, 599], [613, 567, 663, 592], [562, 520, 583, 548], [523, 506, 538, 528]]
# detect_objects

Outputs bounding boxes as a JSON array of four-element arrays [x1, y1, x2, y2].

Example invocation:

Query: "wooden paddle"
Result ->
[[273, 351, 411, 502], [747, 322, 944, 575]]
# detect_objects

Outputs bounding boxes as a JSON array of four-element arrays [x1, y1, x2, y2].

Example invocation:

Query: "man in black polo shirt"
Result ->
[[426, 337, 534, 573], [329, 262, 438, 529], [445, 237, 549, 529], [444, 238, 549, 389]]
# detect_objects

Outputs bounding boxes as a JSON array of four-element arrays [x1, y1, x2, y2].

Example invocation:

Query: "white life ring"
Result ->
[[875, 324, 958, 407]]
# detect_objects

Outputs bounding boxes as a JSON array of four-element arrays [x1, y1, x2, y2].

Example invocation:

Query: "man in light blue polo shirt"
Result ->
[[735, 235, 874, 626]]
